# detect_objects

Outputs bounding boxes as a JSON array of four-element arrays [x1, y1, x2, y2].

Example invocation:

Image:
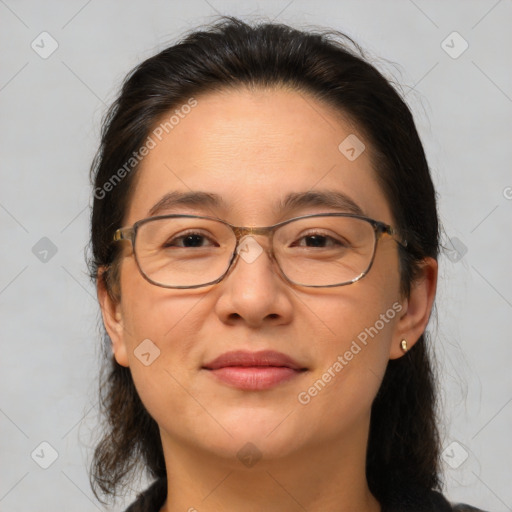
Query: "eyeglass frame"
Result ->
[[112, 212, 408, 289]]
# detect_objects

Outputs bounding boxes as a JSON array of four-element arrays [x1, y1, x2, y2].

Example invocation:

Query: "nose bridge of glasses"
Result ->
[[232, 226, 275, 251], [233, 225, 272, 237], [231, 225, 276, 263]]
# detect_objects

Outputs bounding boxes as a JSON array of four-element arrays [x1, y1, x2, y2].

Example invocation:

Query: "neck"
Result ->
[[158, 421, 381, 512]]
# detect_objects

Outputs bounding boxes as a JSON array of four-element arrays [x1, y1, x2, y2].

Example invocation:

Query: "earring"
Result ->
[[400, 339, 408, 352]]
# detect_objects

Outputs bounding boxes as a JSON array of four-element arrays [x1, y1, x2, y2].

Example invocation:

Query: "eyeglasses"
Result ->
[[112, 213, 407, 289]]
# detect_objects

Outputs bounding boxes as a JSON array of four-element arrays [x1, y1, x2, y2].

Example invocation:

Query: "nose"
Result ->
[[213, 235, 294, 328]]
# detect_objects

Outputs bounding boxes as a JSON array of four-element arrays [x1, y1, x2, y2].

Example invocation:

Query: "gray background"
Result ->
[[1, 1, 511, 510]]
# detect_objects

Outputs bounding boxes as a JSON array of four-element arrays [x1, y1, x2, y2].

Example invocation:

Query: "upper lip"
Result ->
[[203, 350, 306, 371]]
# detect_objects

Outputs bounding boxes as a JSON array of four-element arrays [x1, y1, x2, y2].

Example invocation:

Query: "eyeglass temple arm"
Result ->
[[113, 227, 135, 242], [384, 225, 408, 248]]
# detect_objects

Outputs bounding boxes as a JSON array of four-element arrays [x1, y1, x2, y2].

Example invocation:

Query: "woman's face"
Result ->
[[102, 87, 426, 467]]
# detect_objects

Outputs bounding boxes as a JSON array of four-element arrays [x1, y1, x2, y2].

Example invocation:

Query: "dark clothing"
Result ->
[[124, 478, 166, 512], [124, 477, 487, 512]]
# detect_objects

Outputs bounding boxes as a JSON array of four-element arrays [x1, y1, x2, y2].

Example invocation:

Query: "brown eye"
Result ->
[[163, 231, 218, 248]]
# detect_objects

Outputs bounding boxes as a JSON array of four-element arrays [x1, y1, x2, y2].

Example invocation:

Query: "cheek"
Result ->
[[298, 251, 402, 418], [120, 258, 204, 353], [314, 246, 401, 358], [117, 258, 215, 408], [294, 294, 400, 435], [311, 286, 400, 376]]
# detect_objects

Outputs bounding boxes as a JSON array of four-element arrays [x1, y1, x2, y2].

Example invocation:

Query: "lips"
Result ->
[[202, 350, 307, 391], [203, 350, 305, 371]]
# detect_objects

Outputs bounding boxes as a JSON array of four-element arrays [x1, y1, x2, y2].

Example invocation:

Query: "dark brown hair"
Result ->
[[88, 16, 440, 505]]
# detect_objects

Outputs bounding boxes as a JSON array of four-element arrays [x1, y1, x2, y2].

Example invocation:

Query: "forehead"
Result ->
[[125, 87, 392, 226]]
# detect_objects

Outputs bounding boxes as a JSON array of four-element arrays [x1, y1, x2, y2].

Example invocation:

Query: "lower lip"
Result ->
[[204, 366, 302, 390]]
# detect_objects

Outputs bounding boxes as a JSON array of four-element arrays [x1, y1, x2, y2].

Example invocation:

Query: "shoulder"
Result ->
[[427, 490, 488, 512], [123, 480, 488, 512], [381, 487, 489, 512], [124, 478, 167, 512], [451, 505, 489, 512]]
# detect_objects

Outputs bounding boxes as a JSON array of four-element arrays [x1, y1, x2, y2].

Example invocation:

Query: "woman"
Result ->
[[88, 17, 487, 512]]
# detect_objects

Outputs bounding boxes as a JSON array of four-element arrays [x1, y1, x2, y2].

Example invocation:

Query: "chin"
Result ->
[[209, 413, 310, 456]]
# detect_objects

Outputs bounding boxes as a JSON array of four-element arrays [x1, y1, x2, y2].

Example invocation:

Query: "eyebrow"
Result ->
[[277, 189, 364, 217], [148, 191, 227, 217], [147, 189, 364, 218]]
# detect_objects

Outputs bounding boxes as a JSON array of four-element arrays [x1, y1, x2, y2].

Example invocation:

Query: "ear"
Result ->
[[389, 257, 438, 359], [96, 267, 129, 367]]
